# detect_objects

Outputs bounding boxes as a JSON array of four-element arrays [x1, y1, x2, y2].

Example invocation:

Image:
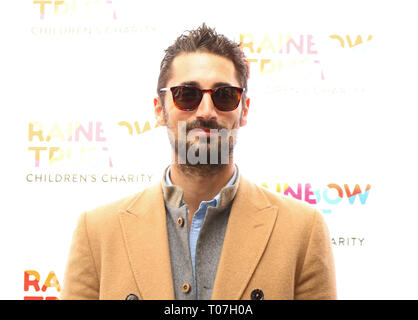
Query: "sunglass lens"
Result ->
[[213, 87, 242, 111], [171, 86, 202, 111]]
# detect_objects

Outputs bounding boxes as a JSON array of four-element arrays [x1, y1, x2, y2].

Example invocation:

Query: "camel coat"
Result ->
[[61, 175, 337, 300]]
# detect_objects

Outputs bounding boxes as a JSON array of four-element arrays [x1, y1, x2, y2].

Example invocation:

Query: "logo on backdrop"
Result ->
[[329, 34, 373, 48], [31, 0, 157, 36], [261, 182, 371, 214], [27, 121, 113, 169], [331, 236, 365, 247], [239, 33, 372, 81], [24, 270, 61, 300], [240, 33, 325, 80], [118, 120, 159, 136], [25, 121, 157, 183], [33, 0, 117, 20]]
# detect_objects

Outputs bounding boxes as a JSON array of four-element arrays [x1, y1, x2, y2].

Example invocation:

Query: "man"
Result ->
[[61, 24, 337, 300]]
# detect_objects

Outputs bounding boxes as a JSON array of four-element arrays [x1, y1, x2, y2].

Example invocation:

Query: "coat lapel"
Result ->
[[118, 176, 278, 300], [119, 183, 175, 299], [211, 177, 278, 300]]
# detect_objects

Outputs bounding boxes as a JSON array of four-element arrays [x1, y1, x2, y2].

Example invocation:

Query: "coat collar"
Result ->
[[119, 173, 278, 300], [119, 183, 175, 299], [161, 165, 240, 208], [211, 176, 278, 299]]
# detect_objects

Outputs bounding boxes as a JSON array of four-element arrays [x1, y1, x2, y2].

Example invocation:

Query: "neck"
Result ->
[[169, 161, 235, 215]]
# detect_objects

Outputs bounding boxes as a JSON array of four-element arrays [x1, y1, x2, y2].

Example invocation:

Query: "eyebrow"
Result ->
[[179, 81, 233, 88]]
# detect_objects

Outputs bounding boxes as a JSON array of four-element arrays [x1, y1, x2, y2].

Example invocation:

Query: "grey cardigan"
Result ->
[[161, 167, 240, 300]]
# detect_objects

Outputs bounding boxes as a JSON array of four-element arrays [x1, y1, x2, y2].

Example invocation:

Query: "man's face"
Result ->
[[154, 51, 249, 167]]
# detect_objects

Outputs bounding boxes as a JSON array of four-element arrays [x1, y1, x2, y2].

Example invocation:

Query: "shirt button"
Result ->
[[181, 282, 191, 293], [177, 217, 184, 227]]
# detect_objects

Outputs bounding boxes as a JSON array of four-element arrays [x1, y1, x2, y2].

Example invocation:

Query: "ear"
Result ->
[[240, 97, 250, 127], [154, 97, 166, 126]]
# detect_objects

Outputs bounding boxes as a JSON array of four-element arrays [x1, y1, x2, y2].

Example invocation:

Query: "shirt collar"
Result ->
[[162, 165, 239, 208]]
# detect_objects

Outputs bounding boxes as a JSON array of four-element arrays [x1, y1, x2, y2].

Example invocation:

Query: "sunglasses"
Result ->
[[160, 85, 245, 111]]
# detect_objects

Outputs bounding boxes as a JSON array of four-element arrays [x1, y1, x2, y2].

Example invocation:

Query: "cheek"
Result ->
[[165, 107, 190, 133], [170, 109, 190, 124], [227, 110, 242, 129]]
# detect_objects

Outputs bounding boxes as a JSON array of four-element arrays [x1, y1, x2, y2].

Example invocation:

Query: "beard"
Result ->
[[168, 119, 238, 177]]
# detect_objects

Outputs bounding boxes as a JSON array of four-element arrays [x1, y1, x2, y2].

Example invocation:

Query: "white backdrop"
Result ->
[[1, 0, 417, 299]]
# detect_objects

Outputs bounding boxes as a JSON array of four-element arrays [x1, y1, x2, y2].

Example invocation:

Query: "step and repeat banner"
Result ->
[[1, 0, 417, 300]]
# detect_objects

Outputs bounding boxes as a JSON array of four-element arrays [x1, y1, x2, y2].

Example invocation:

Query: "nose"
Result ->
[[195, 91, 217, 121]]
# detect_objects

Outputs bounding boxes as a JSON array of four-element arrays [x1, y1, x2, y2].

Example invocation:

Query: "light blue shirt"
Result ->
[[165, 166, 237, 298]]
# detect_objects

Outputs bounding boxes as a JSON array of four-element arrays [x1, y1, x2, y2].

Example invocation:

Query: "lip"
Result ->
[[191, 127, 214, 136]]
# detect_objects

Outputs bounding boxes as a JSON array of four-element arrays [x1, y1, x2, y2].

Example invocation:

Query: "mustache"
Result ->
[[186, 119, 226, 131]]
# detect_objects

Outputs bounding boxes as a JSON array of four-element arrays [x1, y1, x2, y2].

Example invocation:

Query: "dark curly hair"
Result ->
[[157, 23, 249, 107]]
